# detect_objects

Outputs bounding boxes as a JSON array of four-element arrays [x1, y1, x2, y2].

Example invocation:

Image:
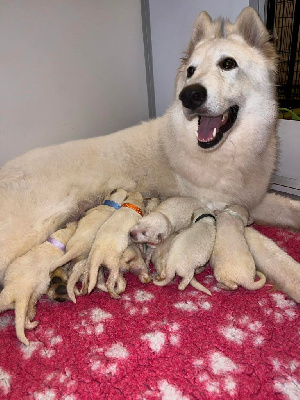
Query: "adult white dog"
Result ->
[[0, 7, 299, 299]]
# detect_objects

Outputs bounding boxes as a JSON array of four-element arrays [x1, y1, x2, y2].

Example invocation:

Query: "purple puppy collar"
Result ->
[[47, 237, 66, 252]]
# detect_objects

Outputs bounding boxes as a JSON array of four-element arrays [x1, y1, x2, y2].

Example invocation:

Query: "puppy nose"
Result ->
[[130, 229, 138, 241], [179, 84, 207, 110]]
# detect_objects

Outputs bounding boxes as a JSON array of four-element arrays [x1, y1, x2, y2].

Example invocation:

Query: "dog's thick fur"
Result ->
[[0, 8, 300, 299]]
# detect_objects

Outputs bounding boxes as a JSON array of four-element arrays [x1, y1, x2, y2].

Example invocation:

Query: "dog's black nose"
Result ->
[[179, 84, 207, 110]]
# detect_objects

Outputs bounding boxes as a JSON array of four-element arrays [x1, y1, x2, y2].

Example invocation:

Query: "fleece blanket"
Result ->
[[0, 225, 299, 400]]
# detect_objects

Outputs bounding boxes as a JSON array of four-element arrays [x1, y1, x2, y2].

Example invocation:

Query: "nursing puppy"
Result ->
[[0, 8, 300, 302], [47, 188, 128, 302], [153, 207, 215, 294], [112, 244, 151, 295], [87, 192, 145, 298], [210, 206, 266, 291], [55, 188, 127, 268], [0, 222, 77, 346], [130, 196, 205, 266], [245, 227, 300, 303]]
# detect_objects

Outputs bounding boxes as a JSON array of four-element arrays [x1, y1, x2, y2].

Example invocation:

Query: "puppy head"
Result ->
[[130, 212, 172, 244]]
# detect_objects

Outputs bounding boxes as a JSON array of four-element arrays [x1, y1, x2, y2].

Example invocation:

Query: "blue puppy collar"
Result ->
[[103, 200, 121, 210]]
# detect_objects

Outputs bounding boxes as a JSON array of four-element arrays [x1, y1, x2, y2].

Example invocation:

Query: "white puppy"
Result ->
[[87, 192, 145, 298], [0, 222, 77, 345], [210, 205, 266, 291], [153, 207, 216, 294], [130, 196, 205, 244], [130, 196, 205, 267], [245, 227, 300, 303]]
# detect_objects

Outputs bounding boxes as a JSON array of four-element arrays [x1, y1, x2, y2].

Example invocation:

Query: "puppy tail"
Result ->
[[15, 298, 30, 346], [67, 259, 88, 303], [189, 278, 212, 295], [55, 248, 79, 269], [87, 252, 104, 294], [153, 272, 175, 287], [243, 271, 266, 290]]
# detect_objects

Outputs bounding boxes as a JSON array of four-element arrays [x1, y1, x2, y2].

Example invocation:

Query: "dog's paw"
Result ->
[[47, 267, 70, 303]]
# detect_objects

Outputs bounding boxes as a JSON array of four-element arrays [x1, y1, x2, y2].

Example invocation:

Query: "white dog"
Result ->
[[0, 8, 300, 302]]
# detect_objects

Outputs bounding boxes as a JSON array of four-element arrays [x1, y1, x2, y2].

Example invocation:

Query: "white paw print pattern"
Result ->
[[220, 314, 265, 347], [271, 358, 300, 400], [141, 320, 181, 353], [121, 289, 154, 316], [258, 293, 297, 323], [89, 342, 129, 377], [0, 367, 11, 396], [193, 351, 239, 396], [74, 307, 113, 335], [20, 329, 63, 360]]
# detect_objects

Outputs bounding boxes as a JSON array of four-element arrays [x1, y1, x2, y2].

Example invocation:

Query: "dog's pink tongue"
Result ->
[[198, 116, 222, 141]]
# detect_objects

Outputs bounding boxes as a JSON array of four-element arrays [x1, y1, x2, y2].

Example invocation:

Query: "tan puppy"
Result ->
[[0, 222, 77, 346], [245, 227, 300, 303], [210, 205, 266, 291], [87, 192, 145, 298], [153, 207, 215, 294]]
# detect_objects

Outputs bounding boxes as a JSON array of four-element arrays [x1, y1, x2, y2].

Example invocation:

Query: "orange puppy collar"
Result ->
[[121, 203, 143, 216]]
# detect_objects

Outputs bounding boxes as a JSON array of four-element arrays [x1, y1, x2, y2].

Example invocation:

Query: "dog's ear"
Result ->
[[233, 7, 277, 69], [234, 7, 270, 48], [181, 11, 212, 67], [191, 11, 213, 45]]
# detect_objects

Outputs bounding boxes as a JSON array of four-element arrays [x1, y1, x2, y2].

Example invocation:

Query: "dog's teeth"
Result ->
[[222, 112, 229, 121], [194, 130, 198, 137], [213, 128, 217, 138]]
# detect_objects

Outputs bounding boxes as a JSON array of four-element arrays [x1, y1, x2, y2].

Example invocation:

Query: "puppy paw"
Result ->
[[47, 267, 70, 302]]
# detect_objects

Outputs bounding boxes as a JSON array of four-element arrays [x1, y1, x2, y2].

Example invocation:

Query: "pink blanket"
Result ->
[[0, 226, 299, 400]]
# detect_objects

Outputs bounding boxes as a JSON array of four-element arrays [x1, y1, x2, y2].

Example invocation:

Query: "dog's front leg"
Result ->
[[250, 192, 300, 230]]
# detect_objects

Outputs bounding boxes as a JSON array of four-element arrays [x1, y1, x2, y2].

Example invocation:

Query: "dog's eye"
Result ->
[[219, 57, 238, 71], [187, 66, 195, 78]]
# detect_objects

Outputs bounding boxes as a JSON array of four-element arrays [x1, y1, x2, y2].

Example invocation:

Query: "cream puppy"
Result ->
[[245, 227, 300, 303], [0, 222, 77, 346], [153, 207, 216, 294], [47, 189, 128, 302], [55, 188, 127, 268], [130, 196, 205, 268], [87, 192, 145, 298], [109, 244, 151, 296], [210, 205, 266, 291], [130, 196, 205, 244]]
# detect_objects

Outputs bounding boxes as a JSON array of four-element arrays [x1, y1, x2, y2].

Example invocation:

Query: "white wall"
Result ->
[[149, 0, 249, 117], [0, 0, 149, 166]]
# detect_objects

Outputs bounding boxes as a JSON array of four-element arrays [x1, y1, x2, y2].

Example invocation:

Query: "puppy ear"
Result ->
[[234, 7, 270, 48]]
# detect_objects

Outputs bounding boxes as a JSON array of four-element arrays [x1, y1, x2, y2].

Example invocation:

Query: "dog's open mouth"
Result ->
[[196, 105, 239, 149]]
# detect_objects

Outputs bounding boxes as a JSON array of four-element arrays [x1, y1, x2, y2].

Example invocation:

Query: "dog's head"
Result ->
[[175, 7, 277, 151]]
